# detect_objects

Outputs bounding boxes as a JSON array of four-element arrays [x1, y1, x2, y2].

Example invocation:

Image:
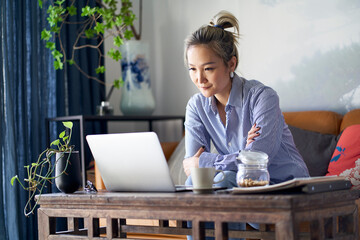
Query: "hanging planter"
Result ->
[[119, 40, 156, 115]]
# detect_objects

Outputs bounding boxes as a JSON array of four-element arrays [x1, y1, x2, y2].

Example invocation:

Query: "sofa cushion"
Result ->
[[326, 124, 360, 176], [288, 125, 338, 176], [168, 137, 187, 185], [340, 109, 360, 132], [284, 111, 342, 135]]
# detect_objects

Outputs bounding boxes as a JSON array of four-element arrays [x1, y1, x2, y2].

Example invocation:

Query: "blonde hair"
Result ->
[[184, 10, 240, 68]]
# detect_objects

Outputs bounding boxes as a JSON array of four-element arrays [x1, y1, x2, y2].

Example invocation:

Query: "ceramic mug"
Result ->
[[190, 167, 225, 189]]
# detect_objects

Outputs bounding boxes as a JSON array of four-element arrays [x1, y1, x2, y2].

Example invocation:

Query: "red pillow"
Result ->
[[326, 124, 360, 176]]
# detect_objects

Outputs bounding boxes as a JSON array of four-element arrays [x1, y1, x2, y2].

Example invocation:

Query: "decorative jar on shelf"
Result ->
[[120, 40, 156, 116]]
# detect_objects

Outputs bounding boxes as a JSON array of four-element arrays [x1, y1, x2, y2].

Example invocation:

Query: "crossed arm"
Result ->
[[183, 124, 261, 176]]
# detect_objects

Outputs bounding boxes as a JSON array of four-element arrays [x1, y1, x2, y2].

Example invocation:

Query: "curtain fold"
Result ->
[[55, 0, 106, 168], [1, 1, 104, 239], [1, 0, 56, 239]]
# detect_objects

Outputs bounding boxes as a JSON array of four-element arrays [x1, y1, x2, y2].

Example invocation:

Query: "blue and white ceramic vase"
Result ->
[[120, 40, 156, 115]]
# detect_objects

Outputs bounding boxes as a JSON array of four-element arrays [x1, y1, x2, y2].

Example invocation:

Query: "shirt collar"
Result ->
[[207, 74, 244, 113], [227, 74, 244, 109]]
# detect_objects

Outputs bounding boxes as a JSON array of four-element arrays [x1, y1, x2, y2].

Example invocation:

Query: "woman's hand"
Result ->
[[183, 146, 205, 177], [246, 123, 261, 147]]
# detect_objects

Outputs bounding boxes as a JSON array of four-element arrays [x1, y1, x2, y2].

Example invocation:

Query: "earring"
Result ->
[[230, 72, 234, 78]]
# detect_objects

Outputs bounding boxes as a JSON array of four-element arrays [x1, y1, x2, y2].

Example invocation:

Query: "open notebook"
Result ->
[[230, 176, 351, 194]]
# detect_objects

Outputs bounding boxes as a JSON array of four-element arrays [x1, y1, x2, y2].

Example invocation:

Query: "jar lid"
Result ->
[[237, 150, 268, 165]]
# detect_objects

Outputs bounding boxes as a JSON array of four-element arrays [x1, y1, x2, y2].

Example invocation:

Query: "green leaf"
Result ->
[[123, 13, 135, 25], [67, 5, 77, 16], [81, 6, 96, 17], [97, 7, 105, 16], [46, 42, 55, 51], [63, 121, 73, 129], [59, 130, 65, 138], [46, 42, 55, 50], [96, 66, 106, 74], [51, 139, 60, 146], [113, 36, 123, 47], [50, 25, 60, 33], [105, 20, 115, 29], [94, 22, 105, 34], [124, 29, 134, 40], [114, 16, 123, 27], [55, 0, 65, 5], [52, 50, 63, 60], [67, 59, 75, 65], [113, 77, 124, 89], [38, 0, 43, 8], [54, 60, 63, 70], [84, 29, 96, 39], [11, 175, 18, 186], [41, 29, 52, 41], [107, 48, 122, 61]]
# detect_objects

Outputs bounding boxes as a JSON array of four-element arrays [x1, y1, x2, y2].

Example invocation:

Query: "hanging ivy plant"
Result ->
[[38, 0, 142, 89]]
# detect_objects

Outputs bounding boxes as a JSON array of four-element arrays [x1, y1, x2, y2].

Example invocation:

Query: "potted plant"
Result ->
[[11, 121, 81, 216]]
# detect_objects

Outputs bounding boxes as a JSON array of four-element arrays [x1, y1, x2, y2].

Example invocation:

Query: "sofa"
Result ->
[[93, 108, 360, 238]]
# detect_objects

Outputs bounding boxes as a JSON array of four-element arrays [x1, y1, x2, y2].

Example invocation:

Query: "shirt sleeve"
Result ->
[[184, 97, 211, 158], [199, 152, 238, 171], [244, 86, 284, 161], [184, 97, 239, 172]]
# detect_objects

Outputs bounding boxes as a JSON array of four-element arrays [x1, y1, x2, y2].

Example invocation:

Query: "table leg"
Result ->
[[86, 217, 93, 238], [67, 217, 80, 233], [192, 220, 205, 240], [276, 219, 296, 240], [106, 217, 118, 239], [37, 209, 53, 240], [215, 221, 228, 240], [310, 218, 325, 239]]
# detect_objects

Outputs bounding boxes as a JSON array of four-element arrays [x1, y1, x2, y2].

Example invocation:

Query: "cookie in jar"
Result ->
[[236, 150, 270, 187]]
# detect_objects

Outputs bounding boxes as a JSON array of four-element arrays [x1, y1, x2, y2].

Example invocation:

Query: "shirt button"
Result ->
[[228, 142, 232, 147]]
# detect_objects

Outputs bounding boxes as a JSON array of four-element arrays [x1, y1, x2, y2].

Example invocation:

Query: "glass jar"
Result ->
[[236, 150, 270, 187]]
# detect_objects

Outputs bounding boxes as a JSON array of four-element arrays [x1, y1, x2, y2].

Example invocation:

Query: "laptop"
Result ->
[[86, 132, 188, 192]]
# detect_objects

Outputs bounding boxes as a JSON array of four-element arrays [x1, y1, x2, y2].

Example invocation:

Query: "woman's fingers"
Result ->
[[194, 146, 205, 157], [183, 146, 205, 176], [246, 123, 260, 147]]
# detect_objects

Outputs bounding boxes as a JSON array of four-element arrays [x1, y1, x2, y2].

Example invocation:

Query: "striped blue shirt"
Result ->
[[184, 74, 309, 183]]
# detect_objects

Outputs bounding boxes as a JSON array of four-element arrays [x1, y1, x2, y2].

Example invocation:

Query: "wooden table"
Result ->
[[37, 189, 359, 240]]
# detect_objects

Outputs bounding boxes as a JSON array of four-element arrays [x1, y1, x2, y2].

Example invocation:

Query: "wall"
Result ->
[[105, 0, 360, 140]]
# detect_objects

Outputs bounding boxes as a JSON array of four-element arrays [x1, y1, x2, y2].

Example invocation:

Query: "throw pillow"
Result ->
[[339, 158, 360, 189], [326, 124, 360, 176], [288, 125, 338, 176]]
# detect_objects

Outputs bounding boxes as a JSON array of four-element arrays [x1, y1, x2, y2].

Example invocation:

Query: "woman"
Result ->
[[182, 10, 309, 240], [183, 10, 309, 191]]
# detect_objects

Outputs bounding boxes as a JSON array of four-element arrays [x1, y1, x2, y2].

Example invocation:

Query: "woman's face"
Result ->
[[187, 44, 235, 100]]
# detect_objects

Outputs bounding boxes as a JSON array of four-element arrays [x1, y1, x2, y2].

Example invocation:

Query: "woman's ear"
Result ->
[[228, 56, 237, 72]]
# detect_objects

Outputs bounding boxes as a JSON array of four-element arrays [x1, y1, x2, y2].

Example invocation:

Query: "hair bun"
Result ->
[[211, 10, 239, 34]]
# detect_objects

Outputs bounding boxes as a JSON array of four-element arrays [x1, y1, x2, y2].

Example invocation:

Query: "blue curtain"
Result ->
[[0, 0, 56, 239], [0, 0, 105, 239], [56, 0, 106, 116], [55, 0, 106, 169]]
